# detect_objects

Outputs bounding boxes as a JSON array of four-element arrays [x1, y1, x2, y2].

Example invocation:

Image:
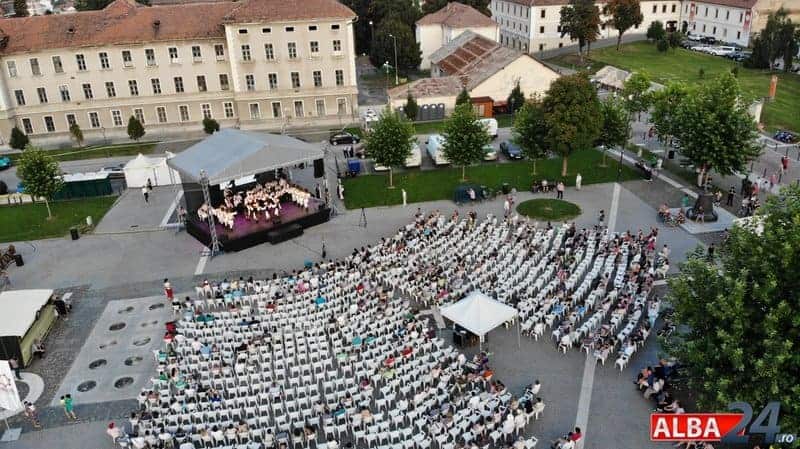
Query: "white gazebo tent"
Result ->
[[123, 152, 182, 188], [439, 291, 520, 350]]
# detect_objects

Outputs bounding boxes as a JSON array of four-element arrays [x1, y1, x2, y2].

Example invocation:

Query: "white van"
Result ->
[[479, 118, 498, 139], [426, 134, 450, 165], [710, 46, 737, 56], [374, 142, 422, 171]]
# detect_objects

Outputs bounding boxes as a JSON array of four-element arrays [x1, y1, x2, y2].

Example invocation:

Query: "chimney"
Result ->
[[152, 20, 161, 31]]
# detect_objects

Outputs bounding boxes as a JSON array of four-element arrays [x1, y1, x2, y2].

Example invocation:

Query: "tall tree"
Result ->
[[403, 92, 419, 121], [369, 19, 421, 73], [646, 20, 666, 42], [606, 0, 643, 50], [9, 126, 29, 150], [369, 0, 420, 29], [596, 96, 629, 165], [422, 0, 491, 16], [69, 123, 84, 147], [747, 8, 798, 71], [203, 117, 220, 134], [542, 73, 602, 176], [620, 72, 652, 121], [341, 0, 371, 53], [559, 0, 602, 62], [13, 0, 29, 17], [455, 88, 471, 107], [127, 116, 145, 141], [507, 81, 526, 115], [672, 73, 760, 186], [442, 103, 490, 180], [650, 82, 690, 145], [666, 184, 800, 435], [512, 97, 549, 175], [365, 109, 415, 187], [16, 146, 64, 219]]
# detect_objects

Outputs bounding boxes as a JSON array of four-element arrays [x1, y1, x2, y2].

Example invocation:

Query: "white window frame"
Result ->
[[65, 113, 77, 128], [223, 102, 235, 118], [88, 111, 101, 128], [43, 116, 56, 133], [156, 106, 168, 123], [271, 101, 282, 118], [179, 105, 190, 122], [249, 103, 261, 120], [134, 108, 145, 124], [21, 118, 33, 134], [111, 109, 124, 127], [201, 103, 212, 119], [294, 100, 304, 117], [315, 98, 326, 117]]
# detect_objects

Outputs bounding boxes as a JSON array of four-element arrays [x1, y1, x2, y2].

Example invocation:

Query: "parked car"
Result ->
[[374, 143, 422, 171], [478, 118, 498, 139], [500, 141, 523, 160], [700, 36, 716, 44], [482, 144, 498, 161], [100, 164, 125, 179], [329, 132, 360, 145], [425, 134, 450, 165], [0, 155, 11, 170], [774, 130, 796, 143], [709, 46, 737, 56]]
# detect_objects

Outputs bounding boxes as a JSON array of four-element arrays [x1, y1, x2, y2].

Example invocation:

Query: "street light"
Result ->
[[382, 61, 391, 90], [387, 33, 399, 86]]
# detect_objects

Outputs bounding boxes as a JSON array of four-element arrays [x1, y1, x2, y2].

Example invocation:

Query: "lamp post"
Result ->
[[383, 61, 390, 90], [388, 33, 399, 85], [369, 20, 374, 41]]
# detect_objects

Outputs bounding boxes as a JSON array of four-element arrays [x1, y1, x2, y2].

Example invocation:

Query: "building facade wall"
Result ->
[[680, 1, 754, 46], [469, 55, 559, 100]]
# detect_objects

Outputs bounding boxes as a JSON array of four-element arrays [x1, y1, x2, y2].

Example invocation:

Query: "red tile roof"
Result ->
[[416, 2, 495, 28], [223, 0, 354, 23]]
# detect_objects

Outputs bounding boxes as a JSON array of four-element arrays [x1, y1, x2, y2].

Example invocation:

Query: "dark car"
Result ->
[[329, 132, 360, 145], [700, 36, 716, 45], [500, 141, 523, 160]]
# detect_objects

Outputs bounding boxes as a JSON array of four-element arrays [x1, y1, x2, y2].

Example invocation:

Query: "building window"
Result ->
[[268, 73, 278, 89], [539, 26, 544, 33], [179, 105, 190, 122], [715, 8, 718, 18], [291, 72, 301, 88], [59, 85, 70, 102], [288, 42, 297, 59], [201, 103, 212, 119], [111, 110, 123, 127], [652, 4, 657, 13], [44, 116, 56, 133], [37, 87, 47, 104], [246, 74, 255, 91], [145, 49, 156, 66], [702, 24, 706, 32], [214, 44, 225, 60], [129, 80, 139, 96], [83, 83, 93, 100], [66, 114, 76, 127], [262, 27, 271, 33], [672, 4, 676, 12], [168, 47, 179, 63], [271, 102, 281, 118], [219, 74, 230, 91], [313, 70, 322, 87], [122, 50, 133, 67], [224, 102, 234, 118], [333, 40, 342, 52], [331, 24, 340, 30], [76, 54, 86, 71], [192, 46, 202, 61], [156, 106, 168, 123], [197, 75, 207, 92], [739, 12, 743, 22], [241, 45, 251, 61], [310, 41, 319, 55], [30, 58, 41, 76], [294, 100, 304, 117], [539, 43, 544, 51], [723, 28, 727, 37], [712, 26, 716, 34], [726, 10, 730, 20], [174, 77, 184, 93], [662, 4, 666, 13], [315, 98, 326, 116], [309, 25, 317, 31], [21, 118, 33, 134], [7, 61, 17, 78], [704, 7, 708, 16], [559, 42, 564, 48], [285, 26, 295, 32], [52, 56, 63, 73], [335, 69, 344, 87], [151, 78, 162, 95], [134, 108, 145, 124], [99, 52, 110, 69], [238, 28, 248, 34], [89, 111, 101, 128], [737, 31, 741, 39], [265, 43, 275, 60], [105, 81, 116, 98], [337, 98, 347, 115], [249, 103, 261, 119], [540, 8, 545, 18]]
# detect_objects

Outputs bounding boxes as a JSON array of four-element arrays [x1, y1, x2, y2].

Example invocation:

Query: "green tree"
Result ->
[[365, 109, 415, 187], [16, 146, 64, 219], [75, 0, 147, 10], [621, 72, 652, 121], [672, 73, 760, 186], [606, 0, 643, 50], [9, 126, 29, 150], [442, 103, 490, 180], [596, 96, 629, 165], [666, 184, 800, 434], [656, 37, 669, 52], [507, 81, 526, 115], [512, 97, 548, 175], [542, 73, 602, 176], [403, 92, 419, 121], [559, 0, 602, 62], [13, 0, 29, 17], [650, 82, 690, 145], [455, 88, 471, 107], [69, 123, 84, 147], [747, 8, 798, 70], [203, 117, 220, 134], [341, 0, 371, 53], [369, 18, 421, 73], [667, 31, 682, 49], [646, 20, 666, 42], [422, 0, 490, 16], [127, 116, 145, 141], [368, 0, 420, 29]]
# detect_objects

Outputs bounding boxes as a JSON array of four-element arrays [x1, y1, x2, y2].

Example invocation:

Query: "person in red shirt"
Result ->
[[569, 427, 582, 442]]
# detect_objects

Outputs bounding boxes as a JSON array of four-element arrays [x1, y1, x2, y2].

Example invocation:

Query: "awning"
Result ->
[[440, 291, 519, 346]]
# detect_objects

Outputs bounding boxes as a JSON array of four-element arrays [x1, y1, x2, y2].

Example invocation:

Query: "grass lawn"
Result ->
[[0, 196, 117, 242], [546, 41, 800, 133], [8, 142, 158, 163], [343, 149, 639, 209], [516, 199, 582, 221]]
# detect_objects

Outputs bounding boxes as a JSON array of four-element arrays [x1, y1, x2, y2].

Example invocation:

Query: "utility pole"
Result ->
[[388, 33, 399, 85]]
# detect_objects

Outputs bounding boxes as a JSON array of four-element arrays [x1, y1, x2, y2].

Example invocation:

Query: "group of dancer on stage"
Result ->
[[197, 178, 314, 230]]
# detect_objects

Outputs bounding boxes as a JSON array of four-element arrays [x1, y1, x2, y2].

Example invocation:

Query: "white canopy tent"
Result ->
[[439, 291, 520, 349], [123, 152, 182, 188]]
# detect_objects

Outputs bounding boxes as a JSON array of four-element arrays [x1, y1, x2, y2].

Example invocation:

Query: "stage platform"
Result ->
[[187, 200, 330, 251]]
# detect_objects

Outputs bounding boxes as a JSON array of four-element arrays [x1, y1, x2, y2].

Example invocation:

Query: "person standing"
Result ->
[[314, 183, 321, 199], [146, 178, 153, 192], [337, 179, 344, 201], [503, 198, 511, 217], [707, 243, 715, 260], [141, 186, 149, 203], [556, 182, 565, 199], [163, 279, 174, 301], [8, 356, 21, 380], [61, 394, 77, 420], [726, 186, 735, 206], [598, 210, 605, 228], [176, 206, 187, 233], [681, 194, 690, 209], [24, 401, 41, 428], [769, 172, 777, 190], [575, 173, 582, 190]]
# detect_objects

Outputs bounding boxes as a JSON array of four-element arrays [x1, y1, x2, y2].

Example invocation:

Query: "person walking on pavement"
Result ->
[[9, 356, 21, 380], [141, 186, 149, 203], [146, 178, 153, 192], [598, 210, 605, 228], [163, 279, 174, 301], [61, 394, 77, 420], [314, 183, 321, 199], [575, 173, 582, 190], [556, 181, 565, 199], [24, 401, 42, 428], [503, 198, 511, 217], [726, 186, 735, 207], [681, 194, 690, 209], [337, 179, 344, 201]]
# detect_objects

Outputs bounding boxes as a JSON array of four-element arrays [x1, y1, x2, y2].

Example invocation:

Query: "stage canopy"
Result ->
[[124, 152, 182, 188], [0, 289, 55, 365], [440, 291, 519, 347], [167, 129, 324, 185]]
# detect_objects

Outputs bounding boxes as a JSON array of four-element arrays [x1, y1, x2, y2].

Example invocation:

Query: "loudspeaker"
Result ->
[[313, 158, 324, 178]]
